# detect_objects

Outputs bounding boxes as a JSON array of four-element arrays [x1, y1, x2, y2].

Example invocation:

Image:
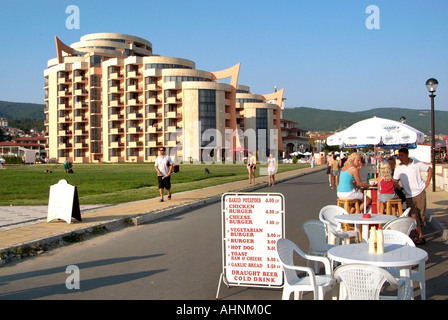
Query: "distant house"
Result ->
[[0, 135, 47, 158], [0, 118, 7, 127], [312, 133, 333, 152], [280, 119, 310, 154]]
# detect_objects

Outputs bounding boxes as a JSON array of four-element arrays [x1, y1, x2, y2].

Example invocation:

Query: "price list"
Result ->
[[221, 193, 285, 288]]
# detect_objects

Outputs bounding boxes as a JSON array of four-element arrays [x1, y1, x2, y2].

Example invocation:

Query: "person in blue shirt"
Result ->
[[337, 152, 372, 213]]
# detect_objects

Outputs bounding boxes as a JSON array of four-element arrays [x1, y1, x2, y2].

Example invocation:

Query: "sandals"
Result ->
[[413, 237, 426, 245]]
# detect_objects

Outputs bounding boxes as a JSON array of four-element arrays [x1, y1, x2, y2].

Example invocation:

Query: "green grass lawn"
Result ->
[[0, 162, 309, 206]]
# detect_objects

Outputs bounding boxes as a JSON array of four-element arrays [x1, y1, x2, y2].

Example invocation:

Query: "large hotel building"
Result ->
[[44, 33, 285, 163]]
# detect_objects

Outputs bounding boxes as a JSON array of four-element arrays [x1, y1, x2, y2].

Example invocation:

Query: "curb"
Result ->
[[427, 210, 448, 241], [0, 167, 323, 266]]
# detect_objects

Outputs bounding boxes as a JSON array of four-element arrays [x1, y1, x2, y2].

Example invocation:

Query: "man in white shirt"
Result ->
[[393, 148, 433, 245], [154, 147, 173, 202]]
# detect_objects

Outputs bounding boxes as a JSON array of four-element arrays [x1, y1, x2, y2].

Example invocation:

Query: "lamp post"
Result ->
[[426, 78, 439, 192]]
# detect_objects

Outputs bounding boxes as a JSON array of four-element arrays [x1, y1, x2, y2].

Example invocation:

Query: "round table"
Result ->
[[328, 243, 428, 299], [334, 214, 397, 242]]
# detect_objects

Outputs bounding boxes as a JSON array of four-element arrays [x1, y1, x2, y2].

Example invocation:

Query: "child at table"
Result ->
[[375, 161, 398, 212]]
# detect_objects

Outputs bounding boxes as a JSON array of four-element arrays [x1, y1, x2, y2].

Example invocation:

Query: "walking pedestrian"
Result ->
[[155, 147, 173, 202], [393, 148, 433, 245], [327, 152, 334, 188], [247, 151, 256, 184], [267, 153, 276, 187]]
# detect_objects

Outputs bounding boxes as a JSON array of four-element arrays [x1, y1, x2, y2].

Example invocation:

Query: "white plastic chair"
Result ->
[[383, 217, 417, 236], [333, 264, 405, 300], [399, 207, 411, 218], [276, 238, 335, 300], [302, 220, 336, 273], [383, 229, 415, 246], [382, 230, 426, 300], [319, 205, 359, 244]]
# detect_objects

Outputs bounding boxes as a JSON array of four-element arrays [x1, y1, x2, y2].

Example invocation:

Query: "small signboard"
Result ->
[[216, 193, 285, 298], [47, 179, 82, 224]]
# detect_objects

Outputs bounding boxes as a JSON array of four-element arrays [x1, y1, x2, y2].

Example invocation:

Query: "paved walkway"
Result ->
[[1, 165, 447, 264]]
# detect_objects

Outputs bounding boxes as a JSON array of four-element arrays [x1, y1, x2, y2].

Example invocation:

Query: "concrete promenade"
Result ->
[[1, 165, 447, 266]]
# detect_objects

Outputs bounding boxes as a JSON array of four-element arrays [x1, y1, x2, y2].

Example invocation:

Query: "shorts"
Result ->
[[326, 166, 331, 174], [248, 164, 256, 169], [158, 176, 171, 190], [406, 190, 427, 228], [337, 190, 363, 200], [268, 167, 275, 175], [378, 193, 398, 203], [331, 170, 340, 176]]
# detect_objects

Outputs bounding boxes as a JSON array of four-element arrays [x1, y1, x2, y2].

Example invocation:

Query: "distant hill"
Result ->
[[0, 100, 45, 132], [282, 107, 448, 135], [1, 100, 446, 135], [0, 101, 45, 120]]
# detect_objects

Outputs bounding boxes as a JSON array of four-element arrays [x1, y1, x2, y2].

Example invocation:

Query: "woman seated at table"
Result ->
[[337, 152, 372, 213]]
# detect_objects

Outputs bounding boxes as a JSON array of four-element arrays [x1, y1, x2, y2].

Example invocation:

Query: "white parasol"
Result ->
[[326, 116, 425, 149]]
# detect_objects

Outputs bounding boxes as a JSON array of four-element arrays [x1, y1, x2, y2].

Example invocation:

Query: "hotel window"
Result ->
[[90, 55, 103, 67], [199, 90, 216, 147], [256, 109, 268, 155]]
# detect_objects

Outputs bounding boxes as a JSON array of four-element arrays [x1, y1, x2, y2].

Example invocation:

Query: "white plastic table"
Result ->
[[334, 214, 397, 242], [328, 243, 428, 300]]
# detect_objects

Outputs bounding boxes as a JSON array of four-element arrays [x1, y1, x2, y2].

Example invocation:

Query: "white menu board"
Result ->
[[220, 193, 285, 288]]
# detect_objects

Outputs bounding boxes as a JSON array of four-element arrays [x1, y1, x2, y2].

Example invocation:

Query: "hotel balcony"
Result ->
[[58, 130, 72, 136], [127, 84, 139, 92], [146, 98, 161, 105], [75, 89, 88, 96], [74, 76, 88, 83], [166, 140, 179, 147], [109, 86, 123, 93], [166, 97, 182, 104], [110, 100, 123, 107], [58, 116, 72, 123], [75, 129, 88, 136], [127, 113, 143, 120], [147, 112, 162, 119], [110, 127, 124, 135], [163, 82, 181, 90], [165, 126, 178, 133], [58, 90, 72, 97], [74, 114, 87, 121], [127, 141, 144, 148], [109, 114, 124, 121], [147, 140, 163, 148], [127, 71, 141, 78], [145, 83, 161, 91], [146, 126, 162, 134], [109, 72, 123, 80], [127, 99, 142, 106], [58, 77, 72, 84], [128, 127, 143, 134], [165, 111, 182, 119], [74, 101, 88, 109], [58, 143, 73, 149], [110, 141, 125, 148], [58, 103, 72, 110], [75, 142, 88, 149]]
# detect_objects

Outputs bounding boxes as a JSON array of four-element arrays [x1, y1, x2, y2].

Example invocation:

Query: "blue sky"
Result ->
[[0, 0, 446, 112]]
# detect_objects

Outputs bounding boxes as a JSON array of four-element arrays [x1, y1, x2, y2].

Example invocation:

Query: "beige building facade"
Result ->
[[44, 33, 284, 163]]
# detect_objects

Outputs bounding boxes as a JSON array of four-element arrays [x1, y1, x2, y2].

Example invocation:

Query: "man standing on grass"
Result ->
[[155, 146, 173, 202], [393, 148, 433, 245]]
